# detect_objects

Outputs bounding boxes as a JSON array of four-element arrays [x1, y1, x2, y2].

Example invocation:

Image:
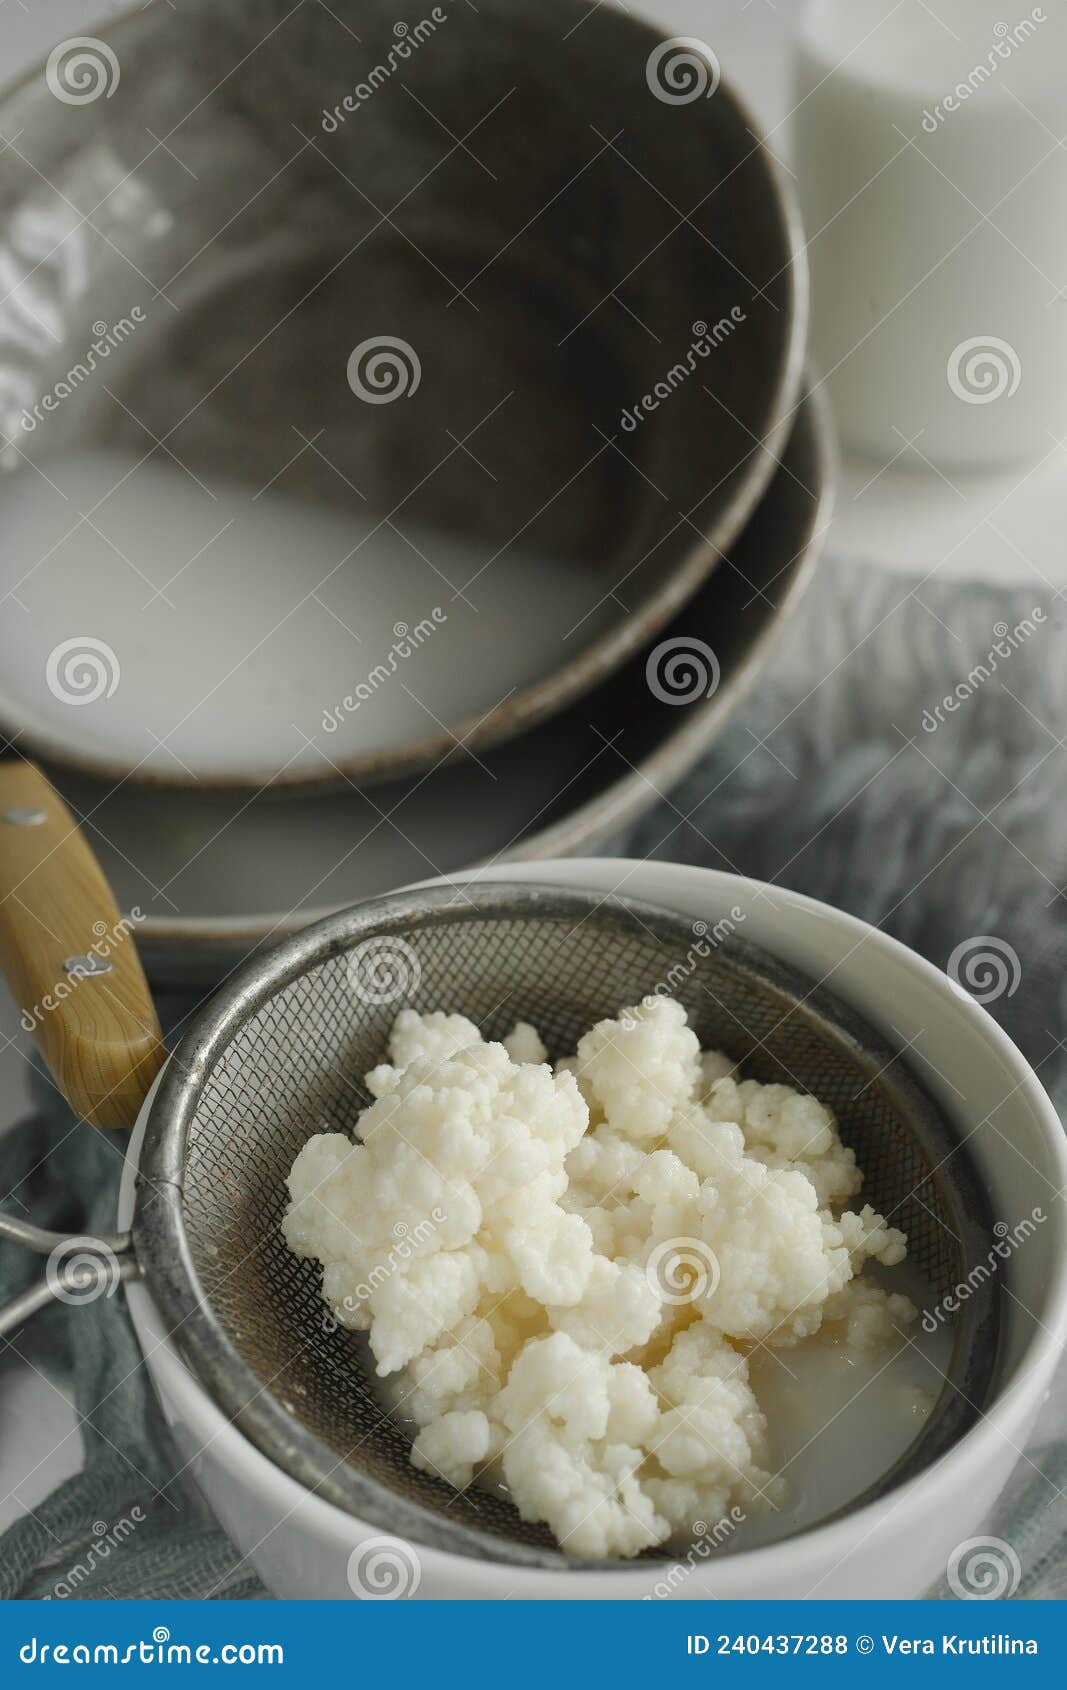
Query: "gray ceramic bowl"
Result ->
[[0, 0, 806, 790]]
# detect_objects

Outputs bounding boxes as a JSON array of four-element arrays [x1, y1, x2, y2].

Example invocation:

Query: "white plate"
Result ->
[[49, 386, 832, 982]]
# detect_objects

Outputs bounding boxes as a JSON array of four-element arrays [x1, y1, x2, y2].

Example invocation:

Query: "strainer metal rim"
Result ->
[[133, 882, 1000, 1569]]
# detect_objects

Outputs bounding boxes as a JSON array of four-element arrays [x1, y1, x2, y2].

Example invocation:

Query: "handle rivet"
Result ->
[[63, 955, 113, 978], [2, 807, 47, 827]]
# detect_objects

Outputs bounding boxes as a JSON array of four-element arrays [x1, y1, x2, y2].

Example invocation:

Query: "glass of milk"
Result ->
[[795, 0, 1067, 468]]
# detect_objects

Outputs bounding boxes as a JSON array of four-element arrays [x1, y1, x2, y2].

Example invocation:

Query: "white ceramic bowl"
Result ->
[[118, 858, 1067, 1598]]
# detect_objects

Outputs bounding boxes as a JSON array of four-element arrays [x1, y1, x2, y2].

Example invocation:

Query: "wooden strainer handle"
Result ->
[[0, 760, 165, 1129]]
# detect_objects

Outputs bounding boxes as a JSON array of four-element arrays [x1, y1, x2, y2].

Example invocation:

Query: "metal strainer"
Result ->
[[0, 876, 1000, 1569]]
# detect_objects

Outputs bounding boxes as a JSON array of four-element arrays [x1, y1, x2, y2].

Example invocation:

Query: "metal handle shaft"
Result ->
[[0, 1211, 139, 1337]]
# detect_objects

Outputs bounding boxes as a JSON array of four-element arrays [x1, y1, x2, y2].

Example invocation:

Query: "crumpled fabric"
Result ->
[[0, 1005, 266, 1601]]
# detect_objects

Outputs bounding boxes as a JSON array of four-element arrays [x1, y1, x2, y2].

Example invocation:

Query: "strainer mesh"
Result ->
[[178, 906, 974, 1554]]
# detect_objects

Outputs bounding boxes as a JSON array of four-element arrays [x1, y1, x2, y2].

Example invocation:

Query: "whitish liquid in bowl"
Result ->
[[0, 449, 619, 782], [392, 1272, 951, 1566], [733, 1267, 950, 1555]]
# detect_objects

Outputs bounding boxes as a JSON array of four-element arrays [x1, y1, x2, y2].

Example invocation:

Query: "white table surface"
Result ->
[[0, 0, 1062, 1553]]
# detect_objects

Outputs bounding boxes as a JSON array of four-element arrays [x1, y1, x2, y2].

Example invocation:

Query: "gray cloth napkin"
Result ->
[[0, 1047, 266, 1601], [1, 554, 1064, 1599]]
